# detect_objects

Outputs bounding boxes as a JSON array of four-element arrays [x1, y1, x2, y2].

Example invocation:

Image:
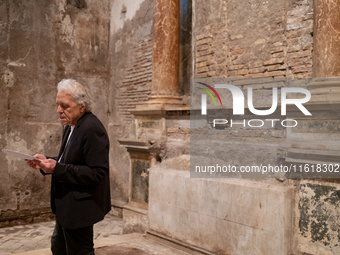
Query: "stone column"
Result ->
[[313, 0, 340, 77], [151, 0, 180, 98]]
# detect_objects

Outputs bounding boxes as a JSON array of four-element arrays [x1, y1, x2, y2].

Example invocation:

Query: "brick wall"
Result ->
[[195, 0, 313, 79], [116, 37, 152, 125], [286, 1, 313, 78]]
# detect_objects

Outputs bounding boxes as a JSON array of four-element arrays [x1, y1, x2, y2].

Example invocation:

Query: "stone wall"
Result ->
[[0, 0, 156, 226], [0, 0, 110, 226], [296, 181, 340, 254], [108, 0, 153, 205], [149, 165, 292, 255]]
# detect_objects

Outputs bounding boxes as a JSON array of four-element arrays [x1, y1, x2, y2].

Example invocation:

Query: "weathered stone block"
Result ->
[[230, 34, 243, 40], [287, 50, 311, 60], [296, 181, 340, 254], [266, 64, 285, 72], [123, 204, 149, 234], [196, 66, 209, 73], [237, 69, 248, 75], [230, 48, 246, 56], [272, 52, 285, 58], [292, 65, 311, 74], [196, 38, 212, 46], [196, 55, 212, 63], [264, 58, 285, 66], [249, 67, 266, 74], [207, 70, 216, 77], [254, 39, 266, 45], [271, 46, 284, 53], [196, 33, 212, 41], [228, 64, 244, 71], [245, 70, 286, 78], [287, 45, 302, 53], [196, 73, 208, 78], [149, 167, 293, 255]]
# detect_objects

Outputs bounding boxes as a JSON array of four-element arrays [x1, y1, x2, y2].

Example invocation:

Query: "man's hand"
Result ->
[[26, 154, 56, 174], [26, 154, 46, 169], [38, 159, 57, 174]]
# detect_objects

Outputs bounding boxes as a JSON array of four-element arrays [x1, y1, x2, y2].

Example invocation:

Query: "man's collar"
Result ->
[[64, 111, 91, 130], [74, 111, 91, 129]]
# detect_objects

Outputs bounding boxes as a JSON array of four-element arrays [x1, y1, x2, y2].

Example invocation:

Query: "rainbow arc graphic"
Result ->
[[196, 82, 223, 106]]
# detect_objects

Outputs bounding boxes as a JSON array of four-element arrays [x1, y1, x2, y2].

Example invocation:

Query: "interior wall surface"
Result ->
[[149, 167, 292, 255], [0, 0, 110, 226], [108, 0, 153, 205], [191, 0, 340, 254], [193, 0, 313, 79], [1, 0, 340, 254]]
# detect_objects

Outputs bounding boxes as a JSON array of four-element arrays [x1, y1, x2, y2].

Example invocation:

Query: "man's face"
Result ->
[[56, 92, 85, 126]]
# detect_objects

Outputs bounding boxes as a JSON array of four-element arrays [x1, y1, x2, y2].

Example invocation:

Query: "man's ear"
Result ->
[[80, 104, 86, 113]]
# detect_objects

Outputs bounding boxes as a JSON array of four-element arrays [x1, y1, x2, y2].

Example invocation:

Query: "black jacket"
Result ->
[[49, 112, 111, 229]]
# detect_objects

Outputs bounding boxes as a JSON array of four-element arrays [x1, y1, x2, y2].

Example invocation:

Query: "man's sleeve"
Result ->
[[52, 124, 109, 185]]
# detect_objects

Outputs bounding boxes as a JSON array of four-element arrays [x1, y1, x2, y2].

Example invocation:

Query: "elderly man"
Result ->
[[26, 79, 111, 255]]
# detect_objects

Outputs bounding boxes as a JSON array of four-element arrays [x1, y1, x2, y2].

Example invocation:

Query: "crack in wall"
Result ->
[[7, 46, 32, 67]]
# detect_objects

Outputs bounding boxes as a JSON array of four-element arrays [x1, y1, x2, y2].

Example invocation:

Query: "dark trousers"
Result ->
[[51, 220, 95, 255]]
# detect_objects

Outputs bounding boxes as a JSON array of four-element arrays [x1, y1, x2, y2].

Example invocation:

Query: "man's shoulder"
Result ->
[[80, 112, 102, 125], [80, 112, 107, 133]]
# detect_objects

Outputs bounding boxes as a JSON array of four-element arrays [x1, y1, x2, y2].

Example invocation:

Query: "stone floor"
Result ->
[[0, 214, 189, 255], [0, 214, 123, 255]]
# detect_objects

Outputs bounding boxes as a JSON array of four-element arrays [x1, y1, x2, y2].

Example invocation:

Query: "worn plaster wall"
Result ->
[[108, 0, 153, 206], [107, 0, 194, 212], [0, 0, 110, 226]]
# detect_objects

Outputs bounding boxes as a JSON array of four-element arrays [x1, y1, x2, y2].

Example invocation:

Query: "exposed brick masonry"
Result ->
[[195, 0, 313, 79], [116, 37, 153, 124]]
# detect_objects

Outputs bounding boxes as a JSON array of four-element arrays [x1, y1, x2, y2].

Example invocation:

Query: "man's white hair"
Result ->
[[57, 79, 92, 112]]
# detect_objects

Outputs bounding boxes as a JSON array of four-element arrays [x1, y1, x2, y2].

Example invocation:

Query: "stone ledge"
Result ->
[[123, 202, 148, 215], [0, 208, 55, 228], [147, 230, 214, 255]]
